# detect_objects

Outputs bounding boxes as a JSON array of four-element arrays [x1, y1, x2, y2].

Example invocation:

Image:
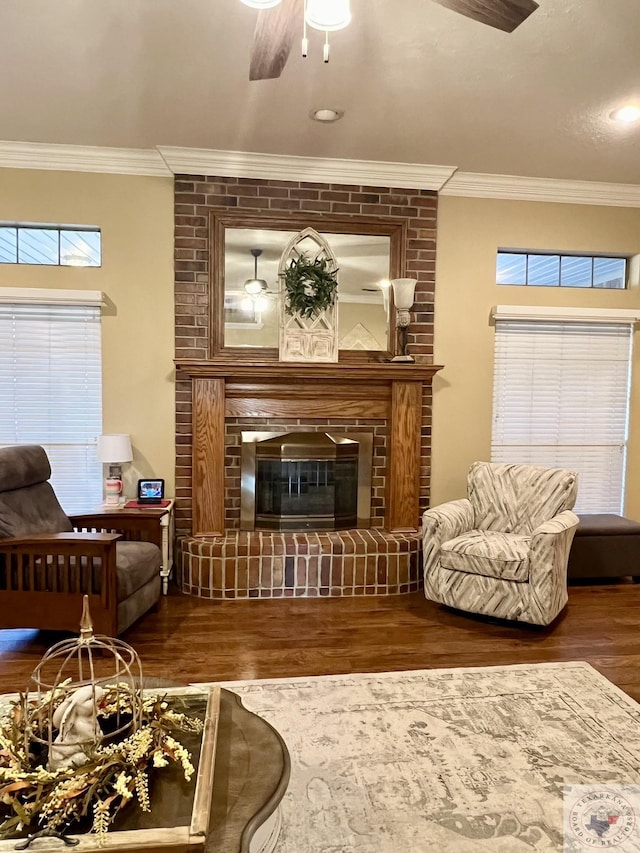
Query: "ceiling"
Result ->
[[1, 0, 639, 185]]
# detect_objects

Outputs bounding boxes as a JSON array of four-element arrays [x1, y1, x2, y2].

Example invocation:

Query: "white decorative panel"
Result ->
[[278, 228, 338, 363]]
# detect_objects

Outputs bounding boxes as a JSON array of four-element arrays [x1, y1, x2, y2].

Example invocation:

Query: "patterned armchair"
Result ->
[[422, 462, 579, 626]]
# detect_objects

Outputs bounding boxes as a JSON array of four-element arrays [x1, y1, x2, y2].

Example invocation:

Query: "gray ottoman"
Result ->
[[568, 514, 640, 580]]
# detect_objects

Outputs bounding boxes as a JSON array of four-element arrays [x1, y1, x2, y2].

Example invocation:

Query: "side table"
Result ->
[[71, 501, 175, 594]]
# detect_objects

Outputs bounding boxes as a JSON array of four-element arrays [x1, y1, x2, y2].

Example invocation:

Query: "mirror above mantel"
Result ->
[[210, 213, 406, 361]]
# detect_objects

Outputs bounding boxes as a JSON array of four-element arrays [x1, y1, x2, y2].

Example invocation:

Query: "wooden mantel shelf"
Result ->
[[176, 360, 443, 381], [178, 360, 443, 537]]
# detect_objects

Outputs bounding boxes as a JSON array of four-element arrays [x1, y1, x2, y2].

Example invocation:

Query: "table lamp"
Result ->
[[97, 434, 133, 505], [390, 278, 417, 362]]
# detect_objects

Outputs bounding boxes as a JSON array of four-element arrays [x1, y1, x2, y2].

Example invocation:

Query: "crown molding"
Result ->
[[157, 146, 457, 190], [0, 141, 171, 177], [2, 140, 640, 207], [440, 171, 640, 207]]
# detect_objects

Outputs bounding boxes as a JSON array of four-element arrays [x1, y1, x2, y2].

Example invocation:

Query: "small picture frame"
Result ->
[[137, 478, 165, 504]]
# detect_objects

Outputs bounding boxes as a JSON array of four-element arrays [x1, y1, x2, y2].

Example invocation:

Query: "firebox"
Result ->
[[241, 432, 373, 532]]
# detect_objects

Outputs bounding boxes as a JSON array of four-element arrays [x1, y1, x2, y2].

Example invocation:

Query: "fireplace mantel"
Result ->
[[176, 360, 443, 537], [176, 361, 443, 381]]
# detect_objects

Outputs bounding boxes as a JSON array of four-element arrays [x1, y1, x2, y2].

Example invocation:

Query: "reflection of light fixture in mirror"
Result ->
[[378, 278, 391, 316], [243, 249, 272, 313], [390, 278, 417, 362], [244, 248, 268, 295]]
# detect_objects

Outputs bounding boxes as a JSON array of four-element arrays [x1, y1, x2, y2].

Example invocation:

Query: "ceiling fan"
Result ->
[[243, 0, 539, 81]]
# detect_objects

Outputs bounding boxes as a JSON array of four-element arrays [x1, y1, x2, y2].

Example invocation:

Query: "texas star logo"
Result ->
[[569, 791, 636, 847]]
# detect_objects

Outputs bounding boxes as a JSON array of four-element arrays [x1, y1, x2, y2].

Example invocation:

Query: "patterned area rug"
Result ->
[[215, 662, 640, 852]]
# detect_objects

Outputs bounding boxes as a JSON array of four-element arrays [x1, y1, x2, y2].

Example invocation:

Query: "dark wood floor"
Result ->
[[1, 580, 639, 700]]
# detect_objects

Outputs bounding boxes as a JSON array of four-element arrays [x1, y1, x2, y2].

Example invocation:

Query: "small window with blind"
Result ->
[[0, 289, 103, 512], [496, 251, 627, 289], [491, 313, 633, 514], [0, 225, 101, 267]]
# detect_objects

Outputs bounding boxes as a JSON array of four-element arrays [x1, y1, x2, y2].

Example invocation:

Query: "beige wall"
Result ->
[[0, 168, 175, 499], [433, 196, 640, 519]]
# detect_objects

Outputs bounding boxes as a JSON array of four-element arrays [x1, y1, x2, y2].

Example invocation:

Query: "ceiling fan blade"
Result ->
[[430, 0, 539, 32], [249, 0, 303, 81]]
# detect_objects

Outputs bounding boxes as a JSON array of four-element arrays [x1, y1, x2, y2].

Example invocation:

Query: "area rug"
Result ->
[[213, 663, 640, 852]]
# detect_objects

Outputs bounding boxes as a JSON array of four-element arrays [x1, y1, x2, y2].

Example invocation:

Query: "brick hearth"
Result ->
[[178, 530, 421, 599]]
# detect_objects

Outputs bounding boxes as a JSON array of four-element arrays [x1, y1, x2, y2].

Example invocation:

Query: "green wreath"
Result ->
[[280, 253, 338, 319]]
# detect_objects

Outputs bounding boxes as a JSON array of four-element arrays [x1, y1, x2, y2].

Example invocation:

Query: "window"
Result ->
[[0, 289, 103, 512], [491, 311, 635, 513], [496, 251, 626, 289], [0, 225, 101, 267]]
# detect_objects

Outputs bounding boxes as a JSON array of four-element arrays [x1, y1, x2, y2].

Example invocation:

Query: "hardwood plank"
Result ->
[[1, 582, 639, 703]]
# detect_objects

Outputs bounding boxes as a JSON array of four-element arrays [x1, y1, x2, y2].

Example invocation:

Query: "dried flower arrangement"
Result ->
[[0, 684, 203, 841]]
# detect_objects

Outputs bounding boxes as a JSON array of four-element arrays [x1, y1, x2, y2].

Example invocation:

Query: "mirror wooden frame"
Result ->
[[210, 212, 407, 362]]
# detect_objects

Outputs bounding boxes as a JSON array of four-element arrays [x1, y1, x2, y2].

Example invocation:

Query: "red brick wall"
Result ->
[[174, 176, 437, 535]]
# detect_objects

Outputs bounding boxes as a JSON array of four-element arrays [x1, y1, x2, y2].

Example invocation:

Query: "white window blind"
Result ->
[[0, 299, 103, 513], [491, 319, 633, 514]]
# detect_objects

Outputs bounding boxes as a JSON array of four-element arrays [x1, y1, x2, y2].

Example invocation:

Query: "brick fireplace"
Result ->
[[173, 175, 440, 598]]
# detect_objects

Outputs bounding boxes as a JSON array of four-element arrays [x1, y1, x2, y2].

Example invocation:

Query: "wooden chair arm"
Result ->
[[70, 513, 163, 549], [0, 532, 121, 552], [69, 512, 117, 527]]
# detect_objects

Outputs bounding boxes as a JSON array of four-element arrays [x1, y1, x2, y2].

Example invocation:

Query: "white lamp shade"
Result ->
[[391, 278, 417, 311], [240, 0, 282, 8], [97, 434, 133, 464], [305, 0, 351, 31]]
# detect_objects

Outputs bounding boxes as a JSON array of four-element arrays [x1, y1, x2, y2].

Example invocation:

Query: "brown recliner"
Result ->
[[0, 445, 161, 635]]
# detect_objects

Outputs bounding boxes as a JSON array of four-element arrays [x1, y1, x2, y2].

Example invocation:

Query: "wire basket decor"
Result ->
[[23, 596, 144, 770]]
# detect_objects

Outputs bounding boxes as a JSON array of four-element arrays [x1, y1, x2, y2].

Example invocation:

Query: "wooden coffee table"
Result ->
[[209, 688, 290, 853]]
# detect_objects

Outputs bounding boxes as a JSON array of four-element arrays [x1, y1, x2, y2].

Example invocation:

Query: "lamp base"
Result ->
[[104, 475, 123, 506], [390, 354, 415, 363]]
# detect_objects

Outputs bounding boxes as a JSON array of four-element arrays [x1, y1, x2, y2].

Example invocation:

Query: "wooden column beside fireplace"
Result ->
[[177, 361, 442, 537]]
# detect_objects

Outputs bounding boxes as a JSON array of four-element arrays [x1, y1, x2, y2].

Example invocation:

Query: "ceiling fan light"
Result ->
[[240, 0, 282, 9], [244, 278, 268, 295], [305, 0, 351, 32]]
